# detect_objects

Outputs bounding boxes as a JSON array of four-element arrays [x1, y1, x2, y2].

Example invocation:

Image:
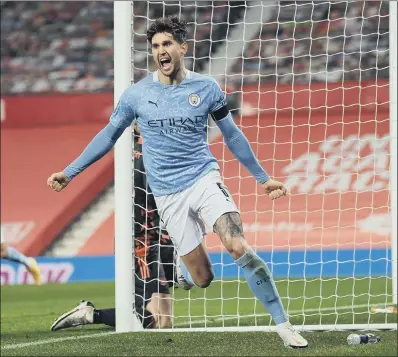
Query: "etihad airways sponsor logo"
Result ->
[[148, 115, 207, 135], [148, 115, 206, 128]]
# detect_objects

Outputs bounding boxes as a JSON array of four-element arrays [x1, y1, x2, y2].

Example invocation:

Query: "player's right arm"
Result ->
[[47, 89, 136, 192], [208, 80, 287, 201]]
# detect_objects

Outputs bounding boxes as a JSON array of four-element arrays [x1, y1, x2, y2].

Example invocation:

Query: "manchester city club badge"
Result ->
[[188, 93, 201, 107]]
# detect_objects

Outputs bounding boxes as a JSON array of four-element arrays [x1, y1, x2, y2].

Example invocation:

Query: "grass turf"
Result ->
[[1, 279, 396, 356]]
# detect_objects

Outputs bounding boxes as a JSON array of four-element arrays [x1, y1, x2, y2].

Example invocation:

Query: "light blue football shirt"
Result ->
[[110, 70, 227, 197]]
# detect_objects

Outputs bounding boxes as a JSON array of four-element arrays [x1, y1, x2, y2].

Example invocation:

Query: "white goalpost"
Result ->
[[113, 1, 136, 333], [114, 0, 397, 333], [389, 0, 397, 306]]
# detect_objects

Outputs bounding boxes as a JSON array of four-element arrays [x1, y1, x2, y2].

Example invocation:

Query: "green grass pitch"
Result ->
[[1, 279, 396, 356]]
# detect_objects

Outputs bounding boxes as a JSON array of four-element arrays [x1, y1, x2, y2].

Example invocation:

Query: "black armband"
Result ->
[[210, 105, 229, 121]]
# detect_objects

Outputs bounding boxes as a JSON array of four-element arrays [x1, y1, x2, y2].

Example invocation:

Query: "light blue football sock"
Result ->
[[235, 248, 288, 325], [5, 247, 31, 267]]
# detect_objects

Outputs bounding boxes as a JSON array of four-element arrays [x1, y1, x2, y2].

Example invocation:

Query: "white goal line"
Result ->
[[0, 332, 116, 351]]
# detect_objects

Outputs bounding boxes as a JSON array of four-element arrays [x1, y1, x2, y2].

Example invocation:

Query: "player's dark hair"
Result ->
[[146, 15, 187, 44]]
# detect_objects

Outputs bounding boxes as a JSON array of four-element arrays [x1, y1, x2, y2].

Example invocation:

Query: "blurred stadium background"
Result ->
[[1, 1, 391, 330], [1, 1, 396, 355], [1, 0, 392, 283]]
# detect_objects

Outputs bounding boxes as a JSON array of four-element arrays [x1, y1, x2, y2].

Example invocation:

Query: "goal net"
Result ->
[[114, 0, 397, 332]]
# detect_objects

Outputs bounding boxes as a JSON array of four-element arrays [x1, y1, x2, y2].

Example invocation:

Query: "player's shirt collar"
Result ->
[[152, 69, 191, 83]]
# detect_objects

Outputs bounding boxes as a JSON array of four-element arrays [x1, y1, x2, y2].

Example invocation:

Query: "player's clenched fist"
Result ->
[[261, 178, 287, 200], [47, 172, 70, 192]]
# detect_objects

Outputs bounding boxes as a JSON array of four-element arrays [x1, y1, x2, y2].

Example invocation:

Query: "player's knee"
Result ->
[[226, 244, 245, 258], [194, 270, 214, 288], [188, 254, 214, 288], [224, 238, 250, 260]]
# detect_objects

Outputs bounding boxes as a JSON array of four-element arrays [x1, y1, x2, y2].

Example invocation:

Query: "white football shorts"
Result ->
[[154, 170, 239, 256]]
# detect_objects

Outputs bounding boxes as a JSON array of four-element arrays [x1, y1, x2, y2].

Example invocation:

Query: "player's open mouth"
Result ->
[[160, 58, 172, 70]]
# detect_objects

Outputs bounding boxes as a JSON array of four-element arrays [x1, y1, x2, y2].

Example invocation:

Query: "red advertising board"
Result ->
[[1, 80, 388, 126], [206, 110, 391, 252], [0, 124, 114, 255], [240, 80, 389, 115], [0, 81, 391, 255], [1, 92, 113, 127]]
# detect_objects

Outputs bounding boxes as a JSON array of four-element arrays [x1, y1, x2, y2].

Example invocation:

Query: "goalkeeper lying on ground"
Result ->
[[51, 126, 179, 331]]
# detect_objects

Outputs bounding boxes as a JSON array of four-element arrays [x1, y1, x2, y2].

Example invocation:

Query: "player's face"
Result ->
[[151, 32, 187, 77]]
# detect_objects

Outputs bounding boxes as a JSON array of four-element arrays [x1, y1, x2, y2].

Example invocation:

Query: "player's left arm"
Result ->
[[209, 82, 286, 200]]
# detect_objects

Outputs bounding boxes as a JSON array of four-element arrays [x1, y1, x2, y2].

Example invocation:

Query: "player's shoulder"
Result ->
[[128, 73, 154, 92], [121, 73, 157, 100], [188, 71, 218, 86], [136, 72, 157, 86]]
